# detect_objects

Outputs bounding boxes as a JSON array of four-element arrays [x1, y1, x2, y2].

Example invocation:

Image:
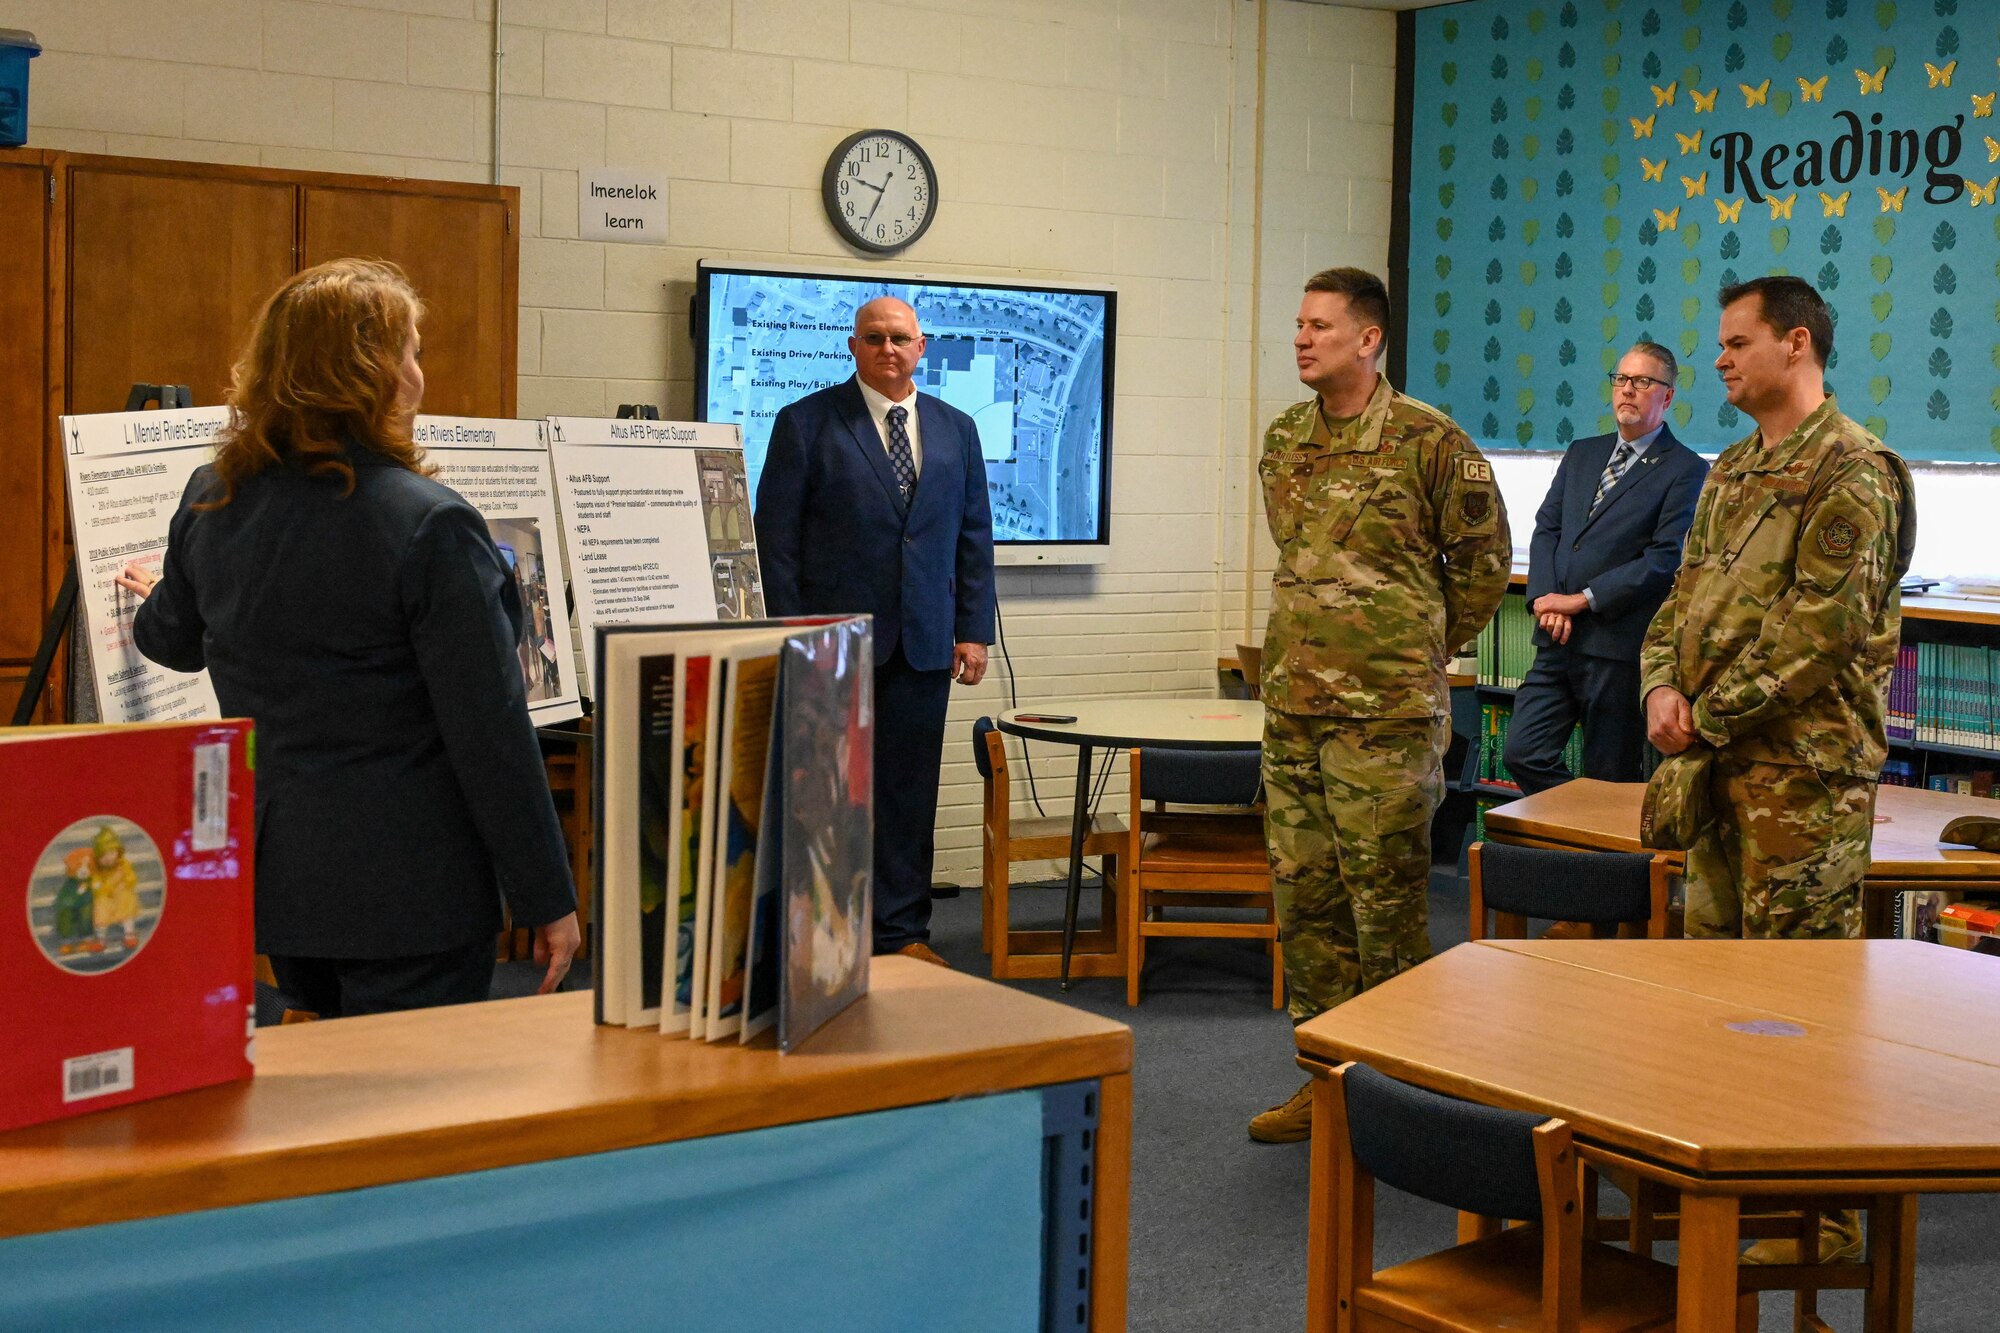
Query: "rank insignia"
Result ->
[[1818, 516, 1857, 558], [1462, 490, 1492, 523], [1459, 457, 1493, 482]]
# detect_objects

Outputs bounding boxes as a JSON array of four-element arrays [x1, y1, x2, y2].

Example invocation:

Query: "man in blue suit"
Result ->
[[1502, 343, 1708, 794], [756, 296, 996, 965]]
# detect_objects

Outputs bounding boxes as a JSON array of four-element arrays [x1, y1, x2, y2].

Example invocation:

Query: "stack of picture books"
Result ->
[[593, 616, 873, 1053]]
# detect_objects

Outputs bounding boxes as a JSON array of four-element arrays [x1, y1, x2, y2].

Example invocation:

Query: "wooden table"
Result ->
[[0, 958, 1133, 1330], [1483, 778, 2000, 937], [1001, 698, 1263, 987], [1294, 939, 2000, 1332]]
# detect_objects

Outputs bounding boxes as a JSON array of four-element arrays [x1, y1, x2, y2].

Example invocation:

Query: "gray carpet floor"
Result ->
[[496, 865, 1998, 1329]]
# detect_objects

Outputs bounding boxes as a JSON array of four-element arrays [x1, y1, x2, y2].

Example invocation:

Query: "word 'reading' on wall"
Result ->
[[1408, 0, 2000, 461]]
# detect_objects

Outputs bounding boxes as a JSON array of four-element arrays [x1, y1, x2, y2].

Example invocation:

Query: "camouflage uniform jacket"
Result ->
[[1259, 374, 1512, 718], [1639, 396, 1915, 778]]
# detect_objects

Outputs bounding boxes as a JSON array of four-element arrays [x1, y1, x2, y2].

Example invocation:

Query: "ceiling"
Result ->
[[1288, 0, 1463, 10]]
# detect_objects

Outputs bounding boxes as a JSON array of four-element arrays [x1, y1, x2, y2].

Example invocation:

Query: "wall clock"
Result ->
[[822, 129, 937, 255]]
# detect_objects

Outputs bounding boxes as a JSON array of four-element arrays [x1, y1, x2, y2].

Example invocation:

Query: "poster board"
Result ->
[[548, 418, 766, 696], [415, 415, 585, 726], [60, 407, 231, 724]]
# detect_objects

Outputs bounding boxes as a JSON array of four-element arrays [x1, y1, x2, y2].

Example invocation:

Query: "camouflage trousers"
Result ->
[[1262, 709, 1449, 1023], [1684, 755, 1874, 939]]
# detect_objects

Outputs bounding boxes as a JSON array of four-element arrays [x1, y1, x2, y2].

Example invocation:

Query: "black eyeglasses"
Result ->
[[858, 333, 920, 348], [1607, 372, 1668, 391]]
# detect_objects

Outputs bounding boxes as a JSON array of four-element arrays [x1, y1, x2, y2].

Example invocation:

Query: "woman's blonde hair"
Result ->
[[204, 257, 428, 506]]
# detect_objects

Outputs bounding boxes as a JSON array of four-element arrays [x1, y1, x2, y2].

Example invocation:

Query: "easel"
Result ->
[[614, 404, 660, 419], [11, 385, 193, 727]]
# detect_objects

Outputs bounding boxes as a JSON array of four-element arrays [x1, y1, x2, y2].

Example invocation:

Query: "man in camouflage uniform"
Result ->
[[1640, 275, 1913, 1261], [1249, 268, 1512, 1143]]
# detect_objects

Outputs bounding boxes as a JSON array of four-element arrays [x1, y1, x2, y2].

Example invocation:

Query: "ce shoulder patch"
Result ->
[[1459, 457, 1493, 483], [1817, 515, 1858, 559]]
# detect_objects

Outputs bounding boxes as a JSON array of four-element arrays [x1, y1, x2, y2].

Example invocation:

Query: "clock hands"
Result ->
[[860, 171, 895, 231]]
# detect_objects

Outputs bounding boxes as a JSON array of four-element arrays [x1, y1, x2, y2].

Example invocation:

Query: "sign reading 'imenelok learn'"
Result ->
[[580, 168, 666, 243]]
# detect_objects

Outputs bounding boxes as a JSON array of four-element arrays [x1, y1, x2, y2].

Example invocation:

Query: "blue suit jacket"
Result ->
[[133, 454, 576, 957], [1525, 425, 1708, 661], [755, 377, 996, 672]]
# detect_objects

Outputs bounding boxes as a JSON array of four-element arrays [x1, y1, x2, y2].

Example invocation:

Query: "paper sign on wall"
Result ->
[[61, 407, 231, 723], [580, 169, 666, 243], [415, 415, 585, 726], [548, 417, 766, 695]]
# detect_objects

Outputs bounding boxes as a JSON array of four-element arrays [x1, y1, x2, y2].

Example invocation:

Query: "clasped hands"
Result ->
[[1645, 685, 1698, 756], [1531, 591, 1589, 645]]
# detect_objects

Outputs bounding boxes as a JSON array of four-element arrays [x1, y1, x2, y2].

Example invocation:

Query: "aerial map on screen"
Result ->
[[699, 267, 1111, 544]]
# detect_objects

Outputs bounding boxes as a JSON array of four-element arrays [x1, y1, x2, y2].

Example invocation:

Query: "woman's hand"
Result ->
[[114, 562, 160, 601], [533, 911, 581, 994]]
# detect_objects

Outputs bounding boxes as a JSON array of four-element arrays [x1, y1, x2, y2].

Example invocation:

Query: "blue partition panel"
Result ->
[[1, 1090, 1046, 1332]]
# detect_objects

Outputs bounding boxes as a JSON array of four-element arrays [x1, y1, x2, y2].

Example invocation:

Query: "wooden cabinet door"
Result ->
[[0, 154, 57, 713], [67, 166, 296, 415], [301, 188, 516, 417]]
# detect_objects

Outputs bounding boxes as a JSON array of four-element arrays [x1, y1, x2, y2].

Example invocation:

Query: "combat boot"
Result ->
[[1740, 1208, 1864, 1265], [1248, 1080, 1313, 1143]]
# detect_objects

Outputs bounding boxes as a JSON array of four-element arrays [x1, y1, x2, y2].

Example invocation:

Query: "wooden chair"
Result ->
[[1318, 1060, 1755, 1333], [1467, 840, 1673, 941], [1235, 641, 1262, 699], [1124, 745, 1281, 1008], [975, 718, 1128, 981]]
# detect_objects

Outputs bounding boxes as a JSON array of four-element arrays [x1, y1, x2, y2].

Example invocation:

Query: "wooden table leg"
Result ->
[[1304, 1068, 1338, 1332], [1677, 1193, 1743, 1332], [1863, 1193, 1918, 1333], [1090, 1071, 1131, 1333]]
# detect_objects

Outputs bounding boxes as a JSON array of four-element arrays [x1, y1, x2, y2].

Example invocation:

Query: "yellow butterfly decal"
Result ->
[[1819, 190, 1850, 217], [1641, 157, 1667, 182], [1797, 75, 1829, 102], [1681, 172, 1708, 198], [1716, 197, 1744, 223], [1740, 79, 1770, 108], [1631, 114, 1657, 139], [1652, 81, 1678, 107], [1652, 206, 1680, 232], [1927, 60, 1957, 89], [1690, 87, 1718, 113], [1855, 66, 1887, 95], [1768, 193, 1797, 219], [1975, 93, 1997, 119], [1877, 185, 1908, 213], [1968, 177, 2000, 207], [1675, 129, 1703, 154], [1987, 136, 2000, 163]]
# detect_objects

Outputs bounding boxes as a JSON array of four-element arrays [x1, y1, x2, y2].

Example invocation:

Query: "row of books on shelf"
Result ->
[[1887, 641, 2000, 751], [1473, 594, 1539, 689]]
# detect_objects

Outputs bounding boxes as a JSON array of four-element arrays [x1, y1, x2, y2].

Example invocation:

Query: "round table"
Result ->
[[998, 699, 1264, 987]]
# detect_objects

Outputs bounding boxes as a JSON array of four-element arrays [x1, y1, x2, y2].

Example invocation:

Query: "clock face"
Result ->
[[823, 130, 937, 254]]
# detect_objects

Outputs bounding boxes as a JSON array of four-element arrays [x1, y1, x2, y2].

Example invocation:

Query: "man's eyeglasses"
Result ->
[[859, 333, 920, 348], [1607, 372, 1668, 391]]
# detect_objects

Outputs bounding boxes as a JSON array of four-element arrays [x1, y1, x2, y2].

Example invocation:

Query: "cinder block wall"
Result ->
[[22, 0, 1395, 883]]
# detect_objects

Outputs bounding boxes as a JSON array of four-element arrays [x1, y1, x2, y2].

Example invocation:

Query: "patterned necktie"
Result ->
[[885, 405, 916, 499], [1591, 439, 1636, 512]]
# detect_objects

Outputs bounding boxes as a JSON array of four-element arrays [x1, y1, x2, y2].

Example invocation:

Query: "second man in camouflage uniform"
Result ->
[[1640, 275, 1914, 1262], [1250, 269, 1512, 1143]]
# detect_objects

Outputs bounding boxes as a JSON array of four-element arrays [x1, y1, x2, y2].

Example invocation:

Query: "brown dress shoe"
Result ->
[[1740, 1208, 1864, 1265], [895, 940, 952, 968], [1249, 1080, 1314, 1143]]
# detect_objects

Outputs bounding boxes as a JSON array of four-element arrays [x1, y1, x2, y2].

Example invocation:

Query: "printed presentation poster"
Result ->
[[417, 415, 585, 726], [548, 417, 766, 696], [60, 407, 231, 723]]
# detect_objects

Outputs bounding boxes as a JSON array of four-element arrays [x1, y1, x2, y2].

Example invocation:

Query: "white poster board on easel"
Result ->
[[416, 415, 585, 726], [548, 417, 765, 696], [60, 407, 231, 723]]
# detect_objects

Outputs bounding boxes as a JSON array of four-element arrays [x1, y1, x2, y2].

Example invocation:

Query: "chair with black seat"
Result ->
[[1124, 744, 1279, 1008], [1467, 840, 1674, 941], [974, 717, 1128, 981], [1317, 1060, 1755, 1332]]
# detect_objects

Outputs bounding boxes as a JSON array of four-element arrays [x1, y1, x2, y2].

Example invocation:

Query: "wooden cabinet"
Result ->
[[0, 150, 518, 722]]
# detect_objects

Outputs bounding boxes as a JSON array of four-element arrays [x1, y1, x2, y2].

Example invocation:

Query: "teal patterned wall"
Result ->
[[1408, 0, 2000, 459]]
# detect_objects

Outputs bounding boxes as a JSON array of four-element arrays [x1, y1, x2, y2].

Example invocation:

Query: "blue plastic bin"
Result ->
[[0, 30, 40, 149]]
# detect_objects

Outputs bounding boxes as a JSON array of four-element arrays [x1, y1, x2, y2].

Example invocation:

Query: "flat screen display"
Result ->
[[694, 262, 1114, 547]]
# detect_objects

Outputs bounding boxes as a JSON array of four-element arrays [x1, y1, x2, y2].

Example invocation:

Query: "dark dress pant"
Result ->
[[267, 937, 496, 1019], [1501, 643, 1647, 797], [871, 643, 954, 951]]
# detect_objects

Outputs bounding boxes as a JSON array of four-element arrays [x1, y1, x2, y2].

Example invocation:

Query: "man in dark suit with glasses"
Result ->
[[1501, 343, 1708, 794]]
